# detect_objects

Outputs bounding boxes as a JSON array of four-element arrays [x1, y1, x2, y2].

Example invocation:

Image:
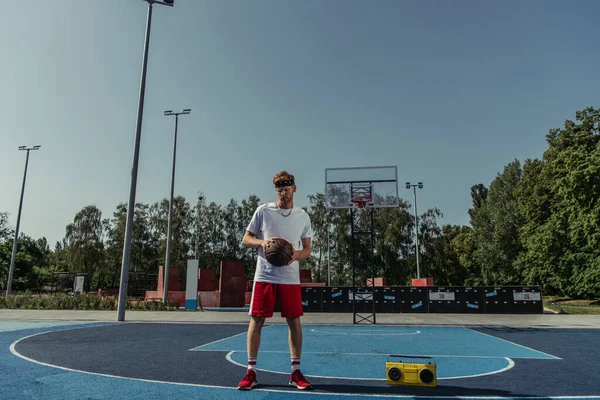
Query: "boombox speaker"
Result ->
[[386, 354, 437, 387]]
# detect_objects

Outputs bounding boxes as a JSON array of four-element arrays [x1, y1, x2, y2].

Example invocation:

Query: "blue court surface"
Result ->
[[2, 320, 599, 399]]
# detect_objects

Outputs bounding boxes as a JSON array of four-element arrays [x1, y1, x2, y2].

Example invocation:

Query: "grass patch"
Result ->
[[543, 296, 600, 315], [556, 304, 600, 315]]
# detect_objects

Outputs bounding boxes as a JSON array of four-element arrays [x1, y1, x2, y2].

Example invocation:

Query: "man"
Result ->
[[237, 171, 313, 390]]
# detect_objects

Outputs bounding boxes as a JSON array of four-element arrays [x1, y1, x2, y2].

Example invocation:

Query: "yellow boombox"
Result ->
[[385, 355, 437, 387]]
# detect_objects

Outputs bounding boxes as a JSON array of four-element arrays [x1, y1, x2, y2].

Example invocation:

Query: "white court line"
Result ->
[[465, 327, 562, 360], [310, 328, 421, 336], [196, 351, 556, 360], [188, 324, 279, 351], [0, 321, 94, 333], [219, 350, 524, 358], [187, 328, 252, 351], [8, 331, 599, 399], [225, 351, 515, 380], [197, 348, 555, 360]]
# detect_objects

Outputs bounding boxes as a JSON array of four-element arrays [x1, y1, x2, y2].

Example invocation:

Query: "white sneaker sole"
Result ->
[[289, 382, 312, 390], [238, 381, 257, 390]]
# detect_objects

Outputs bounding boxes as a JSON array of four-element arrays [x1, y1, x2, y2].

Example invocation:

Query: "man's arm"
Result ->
[[242, 231, 268, 250], [290, 237, 311, 263]]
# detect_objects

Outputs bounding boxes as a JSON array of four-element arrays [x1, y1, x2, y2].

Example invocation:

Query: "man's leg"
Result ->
[[280, 284, 312, 389], [239, 281, 275, 390], [237, 317, 264, 390], [286, 316, 302, 358], [248, 316, 266, 358], [286, 316, 311, 389]]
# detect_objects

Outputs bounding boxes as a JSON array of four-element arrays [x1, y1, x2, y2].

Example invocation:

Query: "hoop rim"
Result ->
[[350, 196, 372, 208]]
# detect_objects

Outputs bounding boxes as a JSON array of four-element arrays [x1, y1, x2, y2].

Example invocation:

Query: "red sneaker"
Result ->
[[237, 369, 257, 390], [289, 370, 312, 390]]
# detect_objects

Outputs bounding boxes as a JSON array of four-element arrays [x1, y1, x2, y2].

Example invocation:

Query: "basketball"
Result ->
[[264, 238, 294, 266]]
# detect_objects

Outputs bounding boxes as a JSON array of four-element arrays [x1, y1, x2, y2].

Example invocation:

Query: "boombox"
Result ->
[[385, 355, 437, 387]]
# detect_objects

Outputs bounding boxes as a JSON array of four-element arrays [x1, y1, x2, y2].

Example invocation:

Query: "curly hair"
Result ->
[[273, 171, 295, 185]]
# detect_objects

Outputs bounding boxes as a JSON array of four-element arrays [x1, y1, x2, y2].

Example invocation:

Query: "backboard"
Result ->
[[325, 166, 399, 209]]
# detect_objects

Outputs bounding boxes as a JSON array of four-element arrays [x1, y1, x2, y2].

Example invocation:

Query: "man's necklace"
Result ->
[[277, 202, 293, 217]]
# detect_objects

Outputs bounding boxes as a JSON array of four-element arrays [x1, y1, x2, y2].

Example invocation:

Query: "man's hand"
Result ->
[[261, 237, 279, 252], [287, 247, 299, 265], [287, 238, 310, 265]]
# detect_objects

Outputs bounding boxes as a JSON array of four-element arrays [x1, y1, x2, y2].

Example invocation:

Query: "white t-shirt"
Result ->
[[246, 202, 313, 284]]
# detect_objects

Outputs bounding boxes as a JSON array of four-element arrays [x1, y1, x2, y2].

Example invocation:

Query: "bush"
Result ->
[[0, 292, 179, 311]]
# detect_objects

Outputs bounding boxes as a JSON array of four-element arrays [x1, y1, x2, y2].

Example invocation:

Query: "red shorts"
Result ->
[[249, 282, 304, 318]]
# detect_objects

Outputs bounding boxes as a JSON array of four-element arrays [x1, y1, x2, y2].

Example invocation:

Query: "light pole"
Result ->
[[406, 182, 423, 279], [117, 0, 174, 322], [327, 218, 330, 287], [326, 208, 332, 287], [195, 193, 204, 261], [162, 109, 190, 303], [6, 146, 41, 296]]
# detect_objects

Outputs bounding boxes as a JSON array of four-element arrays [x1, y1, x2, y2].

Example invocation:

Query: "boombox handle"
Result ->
[[387, 354, 434, 363]]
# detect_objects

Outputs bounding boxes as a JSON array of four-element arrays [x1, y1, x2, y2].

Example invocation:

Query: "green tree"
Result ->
[[451, 227, 479, 285], [45, 240, 70, 288], [307, 193, 330, 284], [424, 224, 471, 286], [192, 194, 208, 264], [204, 201, 225, 271], [0, 212, 11, 242], [0, 234, 51, 291], [102, 202, 159, 288], [372, 200, 414, 285], [64, 205, 105, 288], [237, 194, 261, 279], [517, 107, 600, 298], [150, 196, 193, 286], [415, 207, 443, 281], [223, 199, 241, 261], [327, 208, 352, 285], [470, 161, 525, 285], [103, 203, 127, 287]]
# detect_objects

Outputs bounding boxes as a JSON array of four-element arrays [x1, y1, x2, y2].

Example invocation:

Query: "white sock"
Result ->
[[291, 358, 300, 372], [248, 357, 257, 371]]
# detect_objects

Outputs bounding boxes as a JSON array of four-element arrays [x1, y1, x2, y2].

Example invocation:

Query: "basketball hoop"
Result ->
[[351, 196, 372, 209]]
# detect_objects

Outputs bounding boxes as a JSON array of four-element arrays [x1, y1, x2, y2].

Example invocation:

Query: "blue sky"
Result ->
[[1, 0, 599, 247]]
